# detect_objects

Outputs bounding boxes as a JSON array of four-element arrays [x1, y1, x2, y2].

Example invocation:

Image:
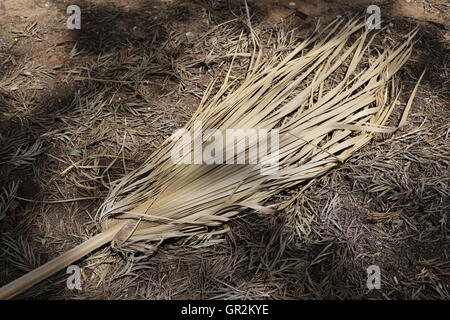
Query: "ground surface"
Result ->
[[0, 0, 449, 299]]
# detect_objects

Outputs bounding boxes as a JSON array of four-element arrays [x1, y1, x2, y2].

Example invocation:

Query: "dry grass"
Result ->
[[0, 0, 448, 299]]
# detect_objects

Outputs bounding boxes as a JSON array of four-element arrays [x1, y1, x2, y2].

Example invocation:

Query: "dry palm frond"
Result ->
[[0, 16, 422, 299]]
